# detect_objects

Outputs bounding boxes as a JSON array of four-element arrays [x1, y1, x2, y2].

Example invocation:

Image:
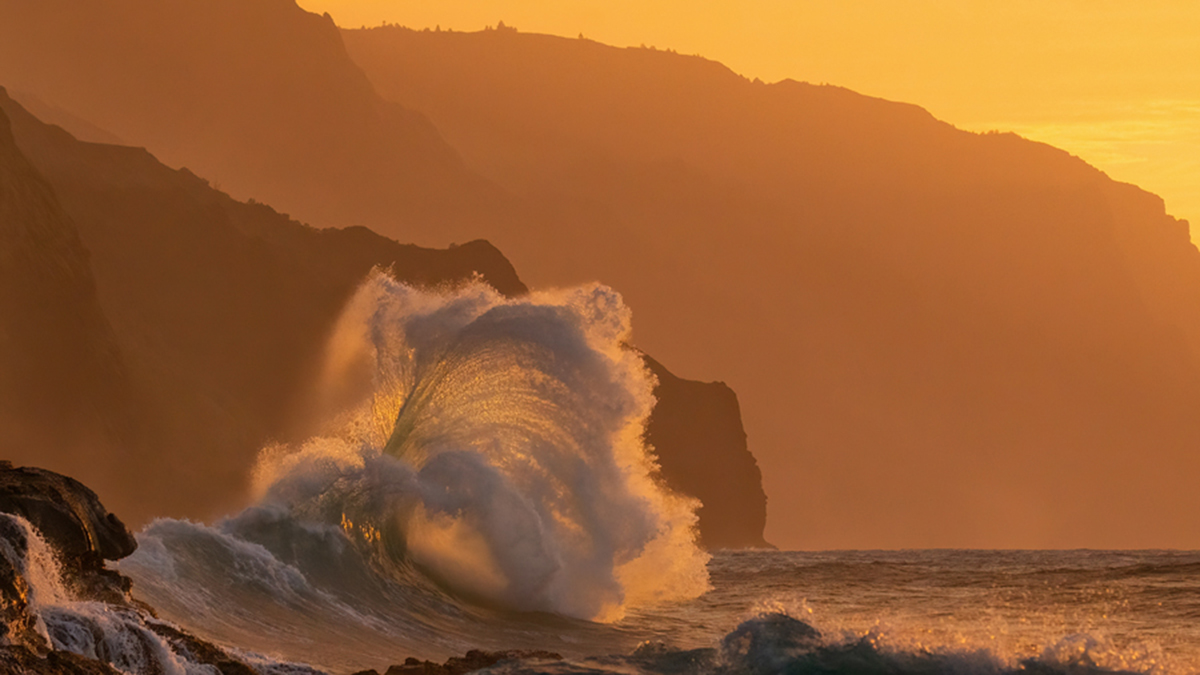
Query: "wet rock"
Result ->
[[0, 513, 49, 651], [0, 462, 137, 571], [0, 463, 274, 675], [0, 644, 123, 674], [146, 622, 262, 675], [382, 649, 564, 675]]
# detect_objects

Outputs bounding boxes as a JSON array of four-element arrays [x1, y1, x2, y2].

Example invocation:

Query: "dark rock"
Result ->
[[720, 613, 822, 672], [146, 622, 262, 675], [383, 649, 563, 675], [0, 464, 274, 675], [0, 644, 123, 674], [643, 354, 771, 549], [0, 464, 137, 575], [0, 514, 49, 651]]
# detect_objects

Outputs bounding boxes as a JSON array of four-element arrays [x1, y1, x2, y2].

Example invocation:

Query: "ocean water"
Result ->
[[14, 276, 1197, 674], [119, 545, 1200, 675]]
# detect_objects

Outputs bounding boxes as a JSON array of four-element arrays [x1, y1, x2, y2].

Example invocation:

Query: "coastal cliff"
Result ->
[[643, 355, 769, 549]]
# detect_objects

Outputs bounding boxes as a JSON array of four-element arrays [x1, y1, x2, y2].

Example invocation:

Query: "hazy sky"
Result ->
[[300, 0, 1200, 239]]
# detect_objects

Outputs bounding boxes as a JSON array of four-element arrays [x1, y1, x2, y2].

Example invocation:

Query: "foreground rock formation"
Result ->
[[0, 461, 291, 674]]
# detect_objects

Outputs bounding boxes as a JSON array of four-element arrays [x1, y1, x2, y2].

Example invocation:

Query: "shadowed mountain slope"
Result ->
[[0, 105, 136, 498], [0, 89, 526, 523], [0, 0, 513, 243], [342, 26, 1200, 548]]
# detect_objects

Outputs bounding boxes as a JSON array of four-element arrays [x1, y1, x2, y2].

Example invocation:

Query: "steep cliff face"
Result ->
[[343, 27, 1200, 548], [643, 355, 769, 549], [0, 0, 511, 244], [0, 105, 136, 493], [0, 90, 525, 523]]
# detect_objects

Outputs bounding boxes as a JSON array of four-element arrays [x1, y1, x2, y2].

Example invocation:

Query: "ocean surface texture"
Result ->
[[118, 547, 1200, 674]]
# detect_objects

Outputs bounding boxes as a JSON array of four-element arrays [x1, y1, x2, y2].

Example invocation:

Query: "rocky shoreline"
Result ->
[[0, 460, 581, 675], [0, 460, 303, 674], [349, 650, 564, 675]]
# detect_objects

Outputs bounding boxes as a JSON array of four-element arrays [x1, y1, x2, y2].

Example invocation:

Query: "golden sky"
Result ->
[[301, 0, 1200, 239]]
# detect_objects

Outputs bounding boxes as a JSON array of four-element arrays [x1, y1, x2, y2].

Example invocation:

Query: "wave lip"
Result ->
[[243, 275, 709, 622]]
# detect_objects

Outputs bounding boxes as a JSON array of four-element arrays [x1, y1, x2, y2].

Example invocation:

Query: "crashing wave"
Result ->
[[139, 274, 710, 624]]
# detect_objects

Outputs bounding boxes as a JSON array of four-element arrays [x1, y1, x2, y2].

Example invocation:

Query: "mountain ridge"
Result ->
[[0, 0, 513, 244]]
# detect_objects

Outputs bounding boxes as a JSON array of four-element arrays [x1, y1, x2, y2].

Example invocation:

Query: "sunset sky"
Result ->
[[300, 0, 1200, 240]]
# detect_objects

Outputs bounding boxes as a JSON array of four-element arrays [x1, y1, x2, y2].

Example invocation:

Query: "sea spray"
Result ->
[[248, 273, 709, 620], [0, 513, 221, 675]]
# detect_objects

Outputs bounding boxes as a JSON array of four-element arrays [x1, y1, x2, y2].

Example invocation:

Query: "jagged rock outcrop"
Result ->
[[643, 356, 770, 549], [0, 646, 124, 675], [0, 461, 136, 570], [0, 460, 138, 652]]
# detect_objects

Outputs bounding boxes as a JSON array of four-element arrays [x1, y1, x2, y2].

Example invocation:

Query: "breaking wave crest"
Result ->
[[141, 275, 709, 625]]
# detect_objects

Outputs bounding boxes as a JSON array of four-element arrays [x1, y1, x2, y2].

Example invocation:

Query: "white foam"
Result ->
[[252, 274, 711, 621]]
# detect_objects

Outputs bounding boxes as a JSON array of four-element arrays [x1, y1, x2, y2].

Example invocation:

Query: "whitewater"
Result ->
[[9, 274, 1198, 674]]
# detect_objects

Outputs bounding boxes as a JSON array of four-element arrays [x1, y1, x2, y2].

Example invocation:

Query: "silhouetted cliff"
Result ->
[[643, 355, 769, 549], [0, 105, 136, 492], [0, 89, 525, 523], [343, 26, 1200, 548]]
